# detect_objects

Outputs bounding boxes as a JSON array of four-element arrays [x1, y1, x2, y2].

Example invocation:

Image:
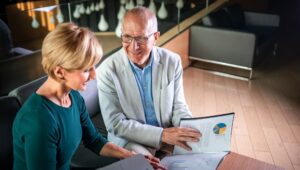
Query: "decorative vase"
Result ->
[[148, 0, 156, 14], [90, 3, 95, 11], [73, 5, 81, 18], [79, 3, 85, 14], [56, 9, 64, 23], [115, 20, 122, 37], [85, 6, 91, 15], [117, 5, 126, 20], [176, 0, 184, 9], [31, 18, 39, 29], [98, 14, 109, 31], [137, 0, 145, 6], [158, 1, 168, 19], [126, 0, 135, 10], [99, 0, 105, 10]]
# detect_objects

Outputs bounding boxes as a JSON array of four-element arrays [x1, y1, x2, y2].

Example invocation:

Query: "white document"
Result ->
[[161, 152, 228, 170], [174, 112, 234, 154]]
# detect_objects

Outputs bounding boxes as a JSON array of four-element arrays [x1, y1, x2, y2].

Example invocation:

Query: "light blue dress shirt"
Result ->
[[129, 52, 160, 126]]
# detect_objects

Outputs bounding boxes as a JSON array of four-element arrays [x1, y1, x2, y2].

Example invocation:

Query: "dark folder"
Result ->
[[97, 154, 154, 170]]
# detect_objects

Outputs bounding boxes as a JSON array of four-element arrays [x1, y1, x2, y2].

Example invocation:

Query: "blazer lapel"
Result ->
[[120, 49, 145, 121], [152, 47, 163, 126]]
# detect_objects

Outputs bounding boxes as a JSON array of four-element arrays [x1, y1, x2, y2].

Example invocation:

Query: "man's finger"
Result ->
[[176, 141, 192, 151], [178, 136, 200, 142]]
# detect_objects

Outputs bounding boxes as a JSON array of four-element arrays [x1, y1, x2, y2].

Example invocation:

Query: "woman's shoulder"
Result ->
[[13, 93, 59, 135]]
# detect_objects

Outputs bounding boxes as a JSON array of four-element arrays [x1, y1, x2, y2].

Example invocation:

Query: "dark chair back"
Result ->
[[0, 50, 45, 96], [0, 96, 21, 170], [9, 76, 47, 105]]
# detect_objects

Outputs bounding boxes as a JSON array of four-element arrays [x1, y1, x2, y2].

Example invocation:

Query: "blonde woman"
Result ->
[[12, 23, 164, 170]]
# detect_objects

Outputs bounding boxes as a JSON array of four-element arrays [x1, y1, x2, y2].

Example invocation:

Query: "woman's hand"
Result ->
[[144, 154, 166, 170], [100, 142, 134, 159]]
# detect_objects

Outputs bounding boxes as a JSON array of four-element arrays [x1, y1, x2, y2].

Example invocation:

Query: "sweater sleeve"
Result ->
[[14, 106, 59, 170], [75, 91, 108, 154]]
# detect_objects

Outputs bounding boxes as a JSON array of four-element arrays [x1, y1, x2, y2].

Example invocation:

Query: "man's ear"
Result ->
[[54, 66, 65, 80], [154, 31, 160, 41], [153, 32, 160, 45]]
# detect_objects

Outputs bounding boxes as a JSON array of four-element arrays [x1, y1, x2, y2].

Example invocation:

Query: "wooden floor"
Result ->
[[182, 1, 300, 169]]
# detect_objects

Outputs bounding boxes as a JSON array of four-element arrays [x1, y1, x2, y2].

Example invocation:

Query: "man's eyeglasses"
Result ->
[[121, 32, 156, 44]]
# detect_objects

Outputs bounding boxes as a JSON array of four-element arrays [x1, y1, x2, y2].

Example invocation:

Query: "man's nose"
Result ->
[[130, 39, 140, 50]]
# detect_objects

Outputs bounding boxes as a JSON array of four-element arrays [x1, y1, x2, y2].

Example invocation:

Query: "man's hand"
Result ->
[[161, 127, 201, 151], [144, 155, 166, 170]]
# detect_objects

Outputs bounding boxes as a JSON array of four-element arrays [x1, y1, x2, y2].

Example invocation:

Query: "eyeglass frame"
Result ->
[[121, 32, 157, 44]]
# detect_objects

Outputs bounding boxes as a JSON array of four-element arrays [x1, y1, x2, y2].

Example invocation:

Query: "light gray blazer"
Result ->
[[96, 46, 192, 149]]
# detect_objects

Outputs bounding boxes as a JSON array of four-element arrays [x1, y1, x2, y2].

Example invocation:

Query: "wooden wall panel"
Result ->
[[162, 29, 190, 69]]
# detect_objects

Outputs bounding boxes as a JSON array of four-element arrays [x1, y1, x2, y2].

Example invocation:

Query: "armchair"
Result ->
[[189, 3, 280, 78]]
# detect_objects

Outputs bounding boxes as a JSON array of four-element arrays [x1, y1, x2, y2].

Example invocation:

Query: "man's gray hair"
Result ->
[[123, 6, 158, 32]]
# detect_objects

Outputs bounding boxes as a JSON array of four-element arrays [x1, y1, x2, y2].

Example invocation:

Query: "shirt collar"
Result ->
[[129, 51, 154, 71]]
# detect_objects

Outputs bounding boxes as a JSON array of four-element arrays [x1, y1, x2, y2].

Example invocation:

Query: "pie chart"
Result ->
[[213, 123, 227, 135]]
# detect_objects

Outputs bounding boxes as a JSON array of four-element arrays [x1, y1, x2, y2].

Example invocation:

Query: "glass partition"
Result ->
[[0, 0, 220, 59]]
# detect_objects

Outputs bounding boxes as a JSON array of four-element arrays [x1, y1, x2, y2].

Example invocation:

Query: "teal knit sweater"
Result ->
[[13, 90, 108, 170]]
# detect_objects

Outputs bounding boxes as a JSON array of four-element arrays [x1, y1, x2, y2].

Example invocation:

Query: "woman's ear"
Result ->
[[54, 66, 65, 80]]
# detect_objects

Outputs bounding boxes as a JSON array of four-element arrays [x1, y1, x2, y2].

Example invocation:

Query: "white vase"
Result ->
[[137, 0, 145, 6], [120, 0, 126, 5], [56, 9, 64, 23], [126, 0, 135, 10], [115, 20, 122, 37], [176, 0, 184, 9], [73, 5, 81, 18], [85, 6, 91, 15], [79, 3, 85, 14], [117, 5, 126, 20], [99, 0, 105, 10], [148, 0, 156, 14], [98, 14, 109, 31], [95, 3, 100, 11], [31, 18, 39, 29], [90, 3, 95, 11], [158, 1, 168, 19]]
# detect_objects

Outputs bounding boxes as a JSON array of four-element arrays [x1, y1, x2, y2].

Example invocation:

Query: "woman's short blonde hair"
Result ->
[[41, 22, 102, 80]]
